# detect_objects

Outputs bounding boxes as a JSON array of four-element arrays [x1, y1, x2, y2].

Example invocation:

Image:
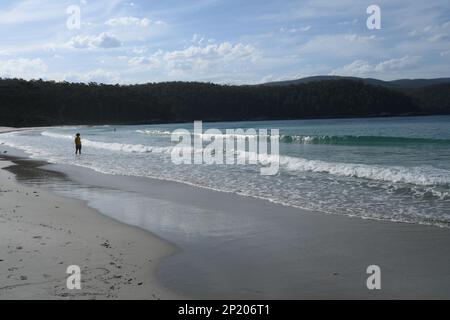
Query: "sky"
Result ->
[[0, 0, 449, 84]]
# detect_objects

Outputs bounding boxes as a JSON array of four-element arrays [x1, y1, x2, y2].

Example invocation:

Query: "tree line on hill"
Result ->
[[0, 77, 449, 127]]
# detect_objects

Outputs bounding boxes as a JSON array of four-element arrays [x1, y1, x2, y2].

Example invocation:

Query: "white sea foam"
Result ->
[[41, 131, 173, 154], [2, 125, 450, 228], [135, 129, 172, 135], [135, 129, 271, 140], [40, 131, 450, 186], [279, 155, 450, 186]]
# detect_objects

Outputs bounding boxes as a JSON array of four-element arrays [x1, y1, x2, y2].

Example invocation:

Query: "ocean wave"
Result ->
[[136, 129, 450, 147], [280, 155, 450, 186], [135, 129, 172, 135], [40, 131, 450, 186], [41, 131, 173, 154], [136, 129, 270, 140], [384, 184, 450, 200], [280, 134, 450, 146]]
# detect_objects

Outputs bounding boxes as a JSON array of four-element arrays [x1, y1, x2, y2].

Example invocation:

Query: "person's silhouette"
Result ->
[[75, 133, 82, 155]]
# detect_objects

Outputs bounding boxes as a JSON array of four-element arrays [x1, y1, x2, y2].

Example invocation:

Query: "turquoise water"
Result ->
[[1, 115, 450, 227]]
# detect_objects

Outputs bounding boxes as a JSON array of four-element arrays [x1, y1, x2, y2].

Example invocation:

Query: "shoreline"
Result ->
[[3, 127, 448, 230], [1, 130, 450, 299], [0, 157, 182, 299]]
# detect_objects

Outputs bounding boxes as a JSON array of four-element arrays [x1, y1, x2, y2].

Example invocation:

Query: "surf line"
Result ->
[[170, 121, 280, 175]]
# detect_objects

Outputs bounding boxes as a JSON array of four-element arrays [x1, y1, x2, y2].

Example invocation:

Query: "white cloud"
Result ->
[[105, 16, 165, 27], [260, 74, 275, 83], [331, 56, 421, 77], [192, 34, 205, 45], [0, 58, 47, 80], [260, 73, 307, 83], [330, 60, 372, 77], [429, 34, 450, 42], [126, 42, 259, 80], [162, 42, 256, 61], [128, 56, 160, 68], [409, 22, 450, 43], [131, 47, 148, 55], [0, 0, 64, 25], [297, 33, 381, 59], [441, 50, 450, 57], [68, 33, 122, 49], [344, 34, 377, 43], [279, 25, 311, 34], [60, 69, 120, 84], [338, 19, 358, 26], [374, 56, 421, 72]]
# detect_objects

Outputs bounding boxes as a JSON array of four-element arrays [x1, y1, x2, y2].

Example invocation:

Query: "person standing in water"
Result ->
[[75, 133, 82, 155]]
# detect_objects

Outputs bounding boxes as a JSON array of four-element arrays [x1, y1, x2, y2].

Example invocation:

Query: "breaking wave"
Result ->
[[42, 131, 450, 187], [41, 131, 172, 154], [280, 135, 450, 146], [135, 129, 450, 147], [280, 155, 450, 186]]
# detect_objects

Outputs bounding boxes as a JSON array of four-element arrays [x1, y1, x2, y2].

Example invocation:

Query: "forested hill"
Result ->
[[262, 75, 450, 89], [0, 78, 449, 127]]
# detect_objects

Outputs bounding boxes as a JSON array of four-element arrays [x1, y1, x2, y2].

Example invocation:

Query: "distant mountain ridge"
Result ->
[[262, 76, 450, 89]]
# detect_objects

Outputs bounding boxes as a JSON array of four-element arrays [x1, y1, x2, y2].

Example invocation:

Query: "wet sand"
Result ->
[[0, 158, 180, 299]]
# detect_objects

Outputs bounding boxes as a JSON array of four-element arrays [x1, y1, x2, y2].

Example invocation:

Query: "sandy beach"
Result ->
[[0, 157, 180, 300]]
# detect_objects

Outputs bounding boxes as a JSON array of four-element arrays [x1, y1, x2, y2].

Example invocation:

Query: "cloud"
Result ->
[[60, 69, 120, 84], [68, 33, 122, 49], [0, 0, 64, 25], [409, 22, 450, 43], [428, 34, 450, 42], [344, 34, 377, 43], [279, 26, 311, 33], [0, 58, 47, 80], [338, 19, 358, 26], [162, 42, 258, 76], [126, 42, 259, 80], [128, 56, 160, 68], [297, 33, 381, 59], [260, 73, 308, 83], [0, 0, 122, 26], [105, 16, 166, 27], [162, 42, 256, 61], [374, 56, 421, 72], [330, 60, 372, 77], [331, 56, 421, 77], [131, 47, 148, 55]]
